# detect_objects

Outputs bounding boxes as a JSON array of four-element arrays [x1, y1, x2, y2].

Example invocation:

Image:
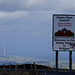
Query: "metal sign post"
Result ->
[[52, 14, 75, 75], [69, 51, 72, 75], [56, 51, 58, 75]]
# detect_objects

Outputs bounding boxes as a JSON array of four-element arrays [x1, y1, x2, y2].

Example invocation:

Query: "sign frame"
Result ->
[[52, 14, 75, 51]]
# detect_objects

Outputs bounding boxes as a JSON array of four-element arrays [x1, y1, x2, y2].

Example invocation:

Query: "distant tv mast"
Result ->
[[4, 42, 5, 56]]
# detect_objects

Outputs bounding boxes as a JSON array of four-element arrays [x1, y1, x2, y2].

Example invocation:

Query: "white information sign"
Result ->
[[53, 14, 75, 51]]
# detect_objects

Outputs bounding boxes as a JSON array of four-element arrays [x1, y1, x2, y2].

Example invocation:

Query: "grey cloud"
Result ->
[[0, 10, 51, 39], [58, 0, 75, 13], [0, 0, 27, 11], [0, 0, 61, 11]]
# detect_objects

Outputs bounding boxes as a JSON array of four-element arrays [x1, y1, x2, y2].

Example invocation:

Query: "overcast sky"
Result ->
[[0, 0, 75, 60]]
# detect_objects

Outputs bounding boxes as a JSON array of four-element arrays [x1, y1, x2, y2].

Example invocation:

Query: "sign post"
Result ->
[[52, 14, 75, 75], [69, 51, 72, 75], [56, 51, 58, 75]]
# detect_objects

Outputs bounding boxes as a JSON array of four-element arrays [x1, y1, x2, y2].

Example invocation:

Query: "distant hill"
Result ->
[[0, 55, 51, 66], [0, 55, 75, 70]]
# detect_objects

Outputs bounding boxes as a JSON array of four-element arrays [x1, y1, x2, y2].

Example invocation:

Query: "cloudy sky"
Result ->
[[0, 0, 75, 60]]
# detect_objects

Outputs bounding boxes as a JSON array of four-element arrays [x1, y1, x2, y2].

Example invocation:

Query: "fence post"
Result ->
[[31, 63, 33, 70], [15, 64, 18, 71], [3, 63, 5, 71], [23, 64, 25, 71], [33, 62, 37, 75], [9, 63, 11, 71], [45, 71, 46, 75]]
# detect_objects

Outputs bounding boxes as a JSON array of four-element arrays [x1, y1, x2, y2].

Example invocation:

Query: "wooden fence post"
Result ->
[[3, 63, 5, 71], [9, 63, 11, 71], [23, 64, 25, 71], [33, 62, 37, 75], [15, 64, 18, 71]]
